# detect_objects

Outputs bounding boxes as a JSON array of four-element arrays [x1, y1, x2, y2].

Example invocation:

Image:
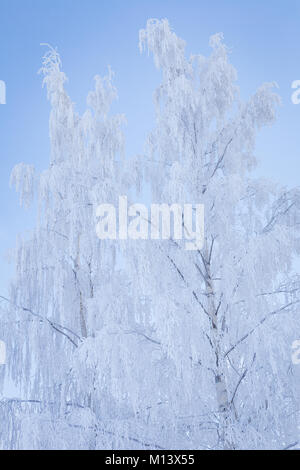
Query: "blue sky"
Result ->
[[0, 0, 300, 292]]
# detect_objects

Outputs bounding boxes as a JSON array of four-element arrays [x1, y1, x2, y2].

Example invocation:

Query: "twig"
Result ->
[[0, 295, 81, 348], [225, 300, 300, 357]]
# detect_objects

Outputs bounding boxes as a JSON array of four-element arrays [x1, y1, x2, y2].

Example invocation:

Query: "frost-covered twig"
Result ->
[[283, 442, 299, 450], [230, 368, 248, 405], [225, 300, 300, 357], [0, 295, 82, 348]]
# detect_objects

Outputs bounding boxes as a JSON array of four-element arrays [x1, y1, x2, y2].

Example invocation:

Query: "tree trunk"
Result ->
[[205, 256, 233, 449]]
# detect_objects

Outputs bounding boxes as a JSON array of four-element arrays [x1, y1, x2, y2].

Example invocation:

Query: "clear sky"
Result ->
[[0, 0, 300, 293]]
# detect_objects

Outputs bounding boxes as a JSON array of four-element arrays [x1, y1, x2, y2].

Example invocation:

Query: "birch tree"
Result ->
[[126, 19, 300, 449], [0, 45, 133, 449], [0, 21, 299, 450]]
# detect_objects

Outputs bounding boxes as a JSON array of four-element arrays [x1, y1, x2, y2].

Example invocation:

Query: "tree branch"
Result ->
[[225, 300, 300, 357], [0, 295, 82, 348]]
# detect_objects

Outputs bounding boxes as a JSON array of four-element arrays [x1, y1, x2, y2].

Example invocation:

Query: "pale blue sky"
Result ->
[[0, 0, 300, 292]]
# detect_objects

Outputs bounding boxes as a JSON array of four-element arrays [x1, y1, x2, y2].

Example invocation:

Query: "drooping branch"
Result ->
[[0, 295, 82, 348], [124, 329, 161, 346]]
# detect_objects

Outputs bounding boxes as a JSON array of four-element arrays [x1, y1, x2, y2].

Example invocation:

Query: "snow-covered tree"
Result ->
[[0, 45, 133, 449], [129, 19, 300, 449], [0, 20, 299, 450]]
